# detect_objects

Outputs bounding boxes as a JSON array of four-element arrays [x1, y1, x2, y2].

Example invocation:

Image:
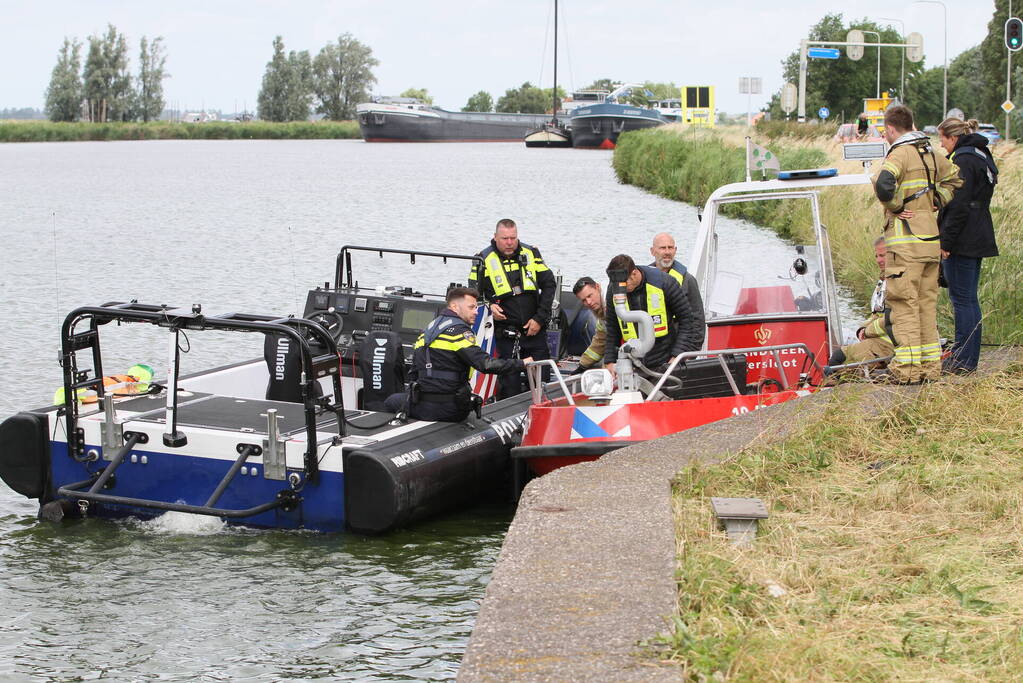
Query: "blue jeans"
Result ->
[[942, 255, 983, 370]]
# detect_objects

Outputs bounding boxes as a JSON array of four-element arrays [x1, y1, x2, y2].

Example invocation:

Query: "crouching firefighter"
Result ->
[[384, 287, 533, 422]]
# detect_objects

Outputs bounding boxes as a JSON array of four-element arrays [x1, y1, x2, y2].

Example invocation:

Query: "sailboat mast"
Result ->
[[552, 0, 558, 124]]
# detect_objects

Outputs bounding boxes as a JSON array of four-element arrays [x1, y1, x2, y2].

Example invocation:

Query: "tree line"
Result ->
[[45, 24, 167, 123], [766, 5, 1021, 132]]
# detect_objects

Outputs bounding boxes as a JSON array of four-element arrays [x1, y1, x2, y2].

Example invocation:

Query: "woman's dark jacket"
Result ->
[[940, 133, 999, 258]]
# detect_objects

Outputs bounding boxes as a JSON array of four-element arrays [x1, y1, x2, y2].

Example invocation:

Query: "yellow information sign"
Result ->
[[1002, 100, 1016, 113]]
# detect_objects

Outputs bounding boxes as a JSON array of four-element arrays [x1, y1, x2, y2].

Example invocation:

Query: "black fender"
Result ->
[[0, 412, 53, 500]]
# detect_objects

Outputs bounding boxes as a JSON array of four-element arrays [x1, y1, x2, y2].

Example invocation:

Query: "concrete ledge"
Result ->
[[459, 350, 1020, 681]]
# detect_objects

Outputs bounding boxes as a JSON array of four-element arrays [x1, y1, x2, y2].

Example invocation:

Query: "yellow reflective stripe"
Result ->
[[667, 269, 685, 285], [866, 317, 886, 338], [582, 347, 602, 362], [882, 160, 900, 174], [886, 234, 937, 245], [620, 281, 669, 340]]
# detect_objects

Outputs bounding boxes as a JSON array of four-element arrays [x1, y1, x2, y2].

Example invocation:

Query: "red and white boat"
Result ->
[[513, 165, 876, 477]]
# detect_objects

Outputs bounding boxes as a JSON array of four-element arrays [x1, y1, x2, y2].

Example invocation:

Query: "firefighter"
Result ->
[[648, 232, 706, 333], [873, 105, 962, 383], [830, 237, 894, 368], [602, 253, 704, 378], [384, 287, 531, 422], [468, 218, 557, 398]]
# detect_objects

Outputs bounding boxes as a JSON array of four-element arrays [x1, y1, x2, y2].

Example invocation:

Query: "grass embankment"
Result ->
[[655, 365, 1023, 680], [613, 124, 1023, 345], [0, 119, 361, 142]]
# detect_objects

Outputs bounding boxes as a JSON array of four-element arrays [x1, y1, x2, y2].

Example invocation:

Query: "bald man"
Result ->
[[649, 232, 705, 333]]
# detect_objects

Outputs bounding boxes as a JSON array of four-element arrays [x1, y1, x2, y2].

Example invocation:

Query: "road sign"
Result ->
[[808, 47, 841, 60], [846, 30, 864, 60], [781, 83, 798, 114], [818, 107, 830, 119], [906, 32, 924, 63], [1002, 100, 1016, 113]]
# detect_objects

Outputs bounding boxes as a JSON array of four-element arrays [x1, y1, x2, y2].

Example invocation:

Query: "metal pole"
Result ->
[[1009, 0, 1014, 140], [878, 17, 906, 101], [913, 0, 948, 116], [798, 39, 808, 122], [862, 31, 881, 98]]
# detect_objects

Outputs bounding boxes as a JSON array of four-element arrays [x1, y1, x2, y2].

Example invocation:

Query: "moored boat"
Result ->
[[513, 165, 877, 476], [357, 99, 550, 142], [524, 0, 572, 148], [569, 84, 666, 149]]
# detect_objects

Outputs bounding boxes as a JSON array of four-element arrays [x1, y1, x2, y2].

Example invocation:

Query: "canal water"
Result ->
[[0, 139, 854, 680]]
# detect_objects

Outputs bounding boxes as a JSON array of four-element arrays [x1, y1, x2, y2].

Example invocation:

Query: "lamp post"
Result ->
[[878, 17, 906, 101], [862, 30, 882, 98], [913, 0, 948, 117]]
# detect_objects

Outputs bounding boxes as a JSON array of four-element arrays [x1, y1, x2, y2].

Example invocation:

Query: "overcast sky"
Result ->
[[4, 0, 990, 115]]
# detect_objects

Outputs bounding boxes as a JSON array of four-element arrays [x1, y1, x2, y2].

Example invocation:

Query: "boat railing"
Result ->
[[648, 343, 824, 400], [524, 360, 583, 406]]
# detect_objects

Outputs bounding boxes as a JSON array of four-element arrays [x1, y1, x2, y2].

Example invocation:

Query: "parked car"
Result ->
[[922, 125, 938, 135], [977, 123, 1001, 144]]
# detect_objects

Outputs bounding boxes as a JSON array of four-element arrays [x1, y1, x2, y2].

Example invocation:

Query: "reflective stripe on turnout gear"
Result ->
[[415, 315, 473, 381]]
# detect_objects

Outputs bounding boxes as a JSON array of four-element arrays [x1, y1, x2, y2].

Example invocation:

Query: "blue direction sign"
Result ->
[[808, 47, 841, 59], [818, 107, 830, 119]]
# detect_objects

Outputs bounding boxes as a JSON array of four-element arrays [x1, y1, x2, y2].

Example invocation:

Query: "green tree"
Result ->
[[766, 14, 921, 122], [82, 24, 132, 122], [905, 65, 945, 125], [642, 81, 680, 101], [311, 33, 378, 120], [496, 82, 548, 113], [400, 87, 433, 104], [136, 36, 168, 122], [44, 38, 83, 122], [979, 0, 1014, 127], [257, 36, 313, 122], [583, 78, 615, 92], [462, 90, 493, 112]]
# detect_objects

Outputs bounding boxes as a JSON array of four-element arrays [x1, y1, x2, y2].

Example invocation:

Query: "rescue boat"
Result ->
[[513, 165, 878, 477], [0, 247, 589, 534]]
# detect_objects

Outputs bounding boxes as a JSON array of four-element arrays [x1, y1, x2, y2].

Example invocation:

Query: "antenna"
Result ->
[[287, 226, 301, 314], [51, 211, 62, 331]]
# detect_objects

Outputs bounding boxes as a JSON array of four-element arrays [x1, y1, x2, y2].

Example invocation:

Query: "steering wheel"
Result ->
[[307, 308, 345, 343]]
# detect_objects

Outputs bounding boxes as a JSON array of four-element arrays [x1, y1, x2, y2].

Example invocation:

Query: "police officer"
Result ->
[[874, 105, 962, 383], [648, 232, 705, 333], [384, 287, 532, 422], [602, 254, 704, 378], [468, 218, 557, 399]]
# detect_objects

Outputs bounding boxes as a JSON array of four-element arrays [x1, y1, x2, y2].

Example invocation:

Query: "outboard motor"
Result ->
[[607, 268, 656, 403], [358, 331, 406, 411]]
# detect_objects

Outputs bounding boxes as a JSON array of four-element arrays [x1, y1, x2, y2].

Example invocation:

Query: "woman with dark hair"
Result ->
[[937, 117, 999, 374]]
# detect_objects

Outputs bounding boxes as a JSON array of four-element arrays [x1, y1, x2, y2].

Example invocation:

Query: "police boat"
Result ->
[[0, 246, 591, 534], [513, 166, 881, 477]]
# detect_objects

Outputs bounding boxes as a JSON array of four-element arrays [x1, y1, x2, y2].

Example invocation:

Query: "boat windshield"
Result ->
[[707, 241, 829, 319]]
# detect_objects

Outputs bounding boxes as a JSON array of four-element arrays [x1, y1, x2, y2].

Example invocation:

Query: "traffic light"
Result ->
[[1006, 17, 1023, 52]]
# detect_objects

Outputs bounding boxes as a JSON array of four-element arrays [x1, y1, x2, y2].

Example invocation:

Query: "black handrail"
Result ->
[[59, 301, 344, 484], [333, 245, 480, 290]]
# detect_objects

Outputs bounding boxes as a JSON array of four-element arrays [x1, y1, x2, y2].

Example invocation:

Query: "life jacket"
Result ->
[[618, 266, 670, 341], [415, 313, 475, 382], [666, 261, 687, 286], [477, 244, 545, 298]]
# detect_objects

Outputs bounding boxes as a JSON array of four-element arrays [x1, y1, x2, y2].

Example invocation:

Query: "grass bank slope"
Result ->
[[658, 364, 1023, 680], [0, 120, 361, 142], [613, 124, 1022, 345]]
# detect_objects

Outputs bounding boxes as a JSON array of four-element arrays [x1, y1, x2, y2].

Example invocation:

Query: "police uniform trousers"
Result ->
[[494, 327, 551, 400], [384, 387, 471, 423], [842, 336, 895, 364], [885, 252, 942, 382]]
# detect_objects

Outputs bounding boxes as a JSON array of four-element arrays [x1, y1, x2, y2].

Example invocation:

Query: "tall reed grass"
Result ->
[[613, 124, 1022, 344], [0, 120, 362, 142]]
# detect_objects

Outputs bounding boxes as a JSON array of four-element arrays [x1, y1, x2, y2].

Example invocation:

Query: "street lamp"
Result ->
[[878, 17, 906, 102], [862, 30, 882, 98], [912, 0, 948, 117]]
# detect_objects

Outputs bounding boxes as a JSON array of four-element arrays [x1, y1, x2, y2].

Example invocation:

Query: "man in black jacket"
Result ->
[[937, 119, 1000, 373], [384, 287, 532, 422], [468, 219, 557, 398], [602, 254, 705, 377]]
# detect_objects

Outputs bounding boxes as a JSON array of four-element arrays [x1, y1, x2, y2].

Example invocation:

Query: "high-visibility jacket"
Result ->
[[468, 241, 557, 329], [618, 266, 670, 341], [874, 131, 962, 260], [470, 243, 548, 298], [649, 259, 706, 334]]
